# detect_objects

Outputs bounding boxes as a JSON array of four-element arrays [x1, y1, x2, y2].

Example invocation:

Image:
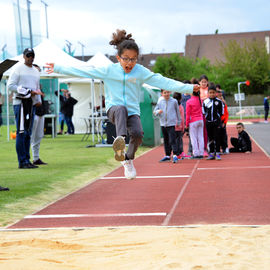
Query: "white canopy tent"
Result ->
[[1, 39, 87, 140], [86, 52, 112, 67], [60, 52, 113, 142]]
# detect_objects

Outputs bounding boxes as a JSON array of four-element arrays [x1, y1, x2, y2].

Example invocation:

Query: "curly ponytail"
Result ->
[[109, 29, 139, 56]]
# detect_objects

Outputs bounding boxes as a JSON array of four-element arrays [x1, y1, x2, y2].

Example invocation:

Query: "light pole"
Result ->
[[65, 40, 72, 55], [17, 0, 23, 53], [237, 80, 250, 120], [41, 0, 49, 38], [78, 41, 85, 61], [26, 0, 33, 48]]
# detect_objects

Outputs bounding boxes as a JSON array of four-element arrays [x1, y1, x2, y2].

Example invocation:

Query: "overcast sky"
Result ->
[[0, 0, 269, 57]]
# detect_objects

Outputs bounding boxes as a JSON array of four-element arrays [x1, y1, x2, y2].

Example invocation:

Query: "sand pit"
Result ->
[[1, 225, 270, 269]]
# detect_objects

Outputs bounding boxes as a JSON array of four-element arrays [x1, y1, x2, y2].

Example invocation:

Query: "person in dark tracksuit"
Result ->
[[202, 83, 224, 160], [229, 122, 252, 153]]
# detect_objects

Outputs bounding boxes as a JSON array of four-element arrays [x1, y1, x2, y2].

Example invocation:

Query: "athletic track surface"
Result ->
[[7, 124, 270, 230]]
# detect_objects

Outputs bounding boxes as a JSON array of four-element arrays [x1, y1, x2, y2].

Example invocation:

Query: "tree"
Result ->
[[153, 54, 214, 82], [216, 40, 270, 94]]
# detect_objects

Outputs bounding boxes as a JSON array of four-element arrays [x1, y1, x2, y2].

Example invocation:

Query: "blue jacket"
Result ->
[[264, 97, 269, 109], [54, 63, 194, 116]]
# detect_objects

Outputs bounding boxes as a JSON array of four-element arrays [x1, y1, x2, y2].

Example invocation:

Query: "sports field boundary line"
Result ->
[[197, 165, 270, 171], [101, 175, 190, 179], [23, 212, 167, 219], [2, 224, 267, 232], [5, 145, 160, 229], [162, 160, 200, 226]]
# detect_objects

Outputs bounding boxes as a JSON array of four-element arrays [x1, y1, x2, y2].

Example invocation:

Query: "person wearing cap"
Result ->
[[7, 48, 42, 169]]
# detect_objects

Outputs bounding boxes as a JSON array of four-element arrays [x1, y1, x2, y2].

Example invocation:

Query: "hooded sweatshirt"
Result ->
[[154, 96, 181, 127], [54, 63, 194, 116]]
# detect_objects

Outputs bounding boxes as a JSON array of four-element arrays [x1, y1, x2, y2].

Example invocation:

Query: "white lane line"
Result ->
[[101, 175, 190, 179], [24, 212, 167, 219], [198, 166, 270, 171], [162, 161, 200, 226]]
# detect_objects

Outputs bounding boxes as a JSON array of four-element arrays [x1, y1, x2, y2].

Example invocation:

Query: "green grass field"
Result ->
[[0, 125, 150, 227]]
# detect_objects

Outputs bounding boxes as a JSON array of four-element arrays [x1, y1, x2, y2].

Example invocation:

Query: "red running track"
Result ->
[[8, 126, 270, 229]]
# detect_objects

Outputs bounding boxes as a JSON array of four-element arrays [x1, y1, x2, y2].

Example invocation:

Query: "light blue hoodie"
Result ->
[[54, 62, 194, 116]]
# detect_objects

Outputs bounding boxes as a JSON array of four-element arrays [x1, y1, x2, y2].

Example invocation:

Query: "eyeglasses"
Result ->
[[120, 57, 137, 63]]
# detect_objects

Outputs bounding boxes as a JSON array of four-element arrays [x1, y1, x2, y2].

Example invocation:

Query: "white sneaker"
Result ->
[[121, 160, 136, 179], [112, 136, 126, 161]]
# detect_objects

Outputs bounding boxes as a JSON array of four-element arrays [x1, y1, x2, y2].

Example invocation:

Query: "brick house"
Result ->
[[185, 30, 270, 64]]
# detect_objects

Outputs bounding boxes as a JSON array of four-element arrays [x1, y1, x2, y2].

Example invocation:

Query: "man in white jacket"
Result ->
[[7, 48, 42, 169]]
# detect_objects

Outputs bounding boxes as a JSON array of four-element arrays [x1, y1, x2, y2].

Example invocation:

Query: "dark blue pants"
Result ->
[[265, 108, 269, 121], [161, 126, 178, 156], [13, 104, 35, 166], [65, 116, 75, 134]]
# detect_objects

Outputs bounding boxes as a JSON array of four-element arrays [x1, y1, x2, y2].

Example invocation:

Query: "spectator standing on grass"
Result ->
[[202, 83, 224, 160], [45, 29, 200, 179], [7, 48, 42, 169], [31, 64, 47, 165], [154, 89, 181, 163], [229, 122, 252, 153], [263, 96, 269, 123], [55, 89, 67, 135], [62, 91, 78, 135]]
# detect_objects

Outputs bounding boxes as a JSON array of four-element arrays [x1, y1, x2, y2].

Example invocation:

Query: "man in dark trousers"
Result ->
[[62, 91, 78, 134], [7, 48, 42, 169]]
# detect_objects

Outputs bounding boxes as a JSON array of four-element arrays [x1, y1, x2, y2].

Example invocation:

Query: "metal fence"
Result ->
[[227, 106, 265, 118]]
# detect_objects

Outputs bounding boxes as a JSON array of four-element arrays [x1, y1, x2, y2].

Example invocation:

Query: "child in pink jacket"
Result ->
[[186, 91, 204, 158]]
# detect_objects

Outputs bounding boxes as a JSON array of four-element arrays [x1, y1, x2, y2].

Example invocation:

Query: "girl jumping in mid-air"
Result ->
[[46, 29, 200, 179]]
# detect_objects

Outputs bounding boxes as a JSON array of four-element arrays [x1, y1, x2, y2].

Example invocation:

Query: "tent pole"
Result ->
[[56, 78, 60, 134], [5, 81, 10, 142], [99, 81, 103, 141], [91, 79, 95, 144]]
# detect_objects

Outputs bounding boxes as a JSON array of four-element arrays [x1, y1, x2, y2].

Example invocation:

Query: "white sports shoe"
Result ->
[[112, 136, 126, 161], [121, 160, 136, 179]]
